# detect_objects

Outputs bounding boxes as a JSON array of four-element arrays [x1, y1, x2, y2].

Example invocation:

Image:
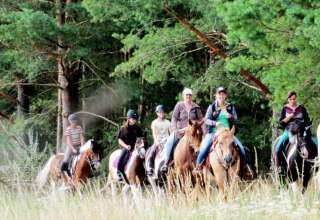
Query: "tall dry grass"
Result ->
[[1, 134, 320, 220]]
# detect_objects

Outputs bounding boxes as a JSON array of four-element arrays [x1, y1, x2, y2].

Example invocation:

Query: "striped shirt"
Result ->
[[66, 125, 83, 146]]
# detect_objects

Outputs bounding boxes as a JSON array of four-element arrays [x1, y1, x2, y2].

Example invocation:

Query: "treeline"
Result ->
[[0, 0, 319, 172]]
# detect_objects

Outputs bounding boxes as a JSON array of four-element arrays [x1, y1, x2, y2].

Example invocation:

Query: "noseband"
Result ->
[[213, 139, 237, 170]]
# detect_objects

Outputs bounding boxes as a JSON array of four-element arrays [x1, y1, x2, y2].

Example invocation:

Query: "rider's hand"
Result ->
[[72, 148, 78, 154], [216, 122, 222, 127], [126, 145, 131, 151]]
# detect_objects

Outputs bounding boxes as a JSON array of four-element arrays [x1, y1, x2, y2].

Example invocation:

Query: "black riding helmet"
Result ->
[[127, 109, 139, 119], [156, 105, 166, 113]]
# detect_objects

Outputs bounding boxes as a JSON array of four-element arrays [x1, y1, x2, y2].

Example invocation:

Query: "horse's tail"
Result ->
[[36, 155, 56, 188]]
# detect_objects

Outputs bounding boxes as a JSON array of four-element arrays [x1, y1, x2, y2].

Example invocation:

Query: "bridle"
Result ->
[[213, 137, 238, 170]]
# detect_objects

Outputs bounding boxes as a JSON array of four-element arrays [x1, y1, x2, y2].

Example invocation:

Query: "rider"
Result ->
[[116, 109, 143, 181], [60, 113, 85, 172], [194, 87, 253, 179], [276, 91, 318, 175], [161, 88, 204, 173], [146, 105, 171, 177]]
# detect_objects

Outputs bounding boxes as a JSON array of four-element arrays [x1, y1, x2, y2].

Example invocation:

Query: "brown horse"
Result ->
[[168, 119, 203, 192], [107, 137, 147, 201], [36, 139, 102, 190], [206, 127, 240, 201]]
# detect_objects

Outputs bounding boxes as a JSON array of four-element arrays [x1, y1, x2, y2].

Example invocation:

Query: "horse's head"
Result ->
[[80, 139, 102, 169], [187, 119, 204, 154], [135, 136, 147, 159], [288, 120, 308, 159], [213, 126, 238, 169]]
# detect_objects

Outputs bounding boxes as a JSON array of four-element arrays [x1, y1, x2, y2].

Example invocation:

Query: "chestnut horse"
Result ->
[[206, 127, 240, 201], [168, 119, 203, 192], [36, 139, 102, 190], [107, 137, 147, 201]]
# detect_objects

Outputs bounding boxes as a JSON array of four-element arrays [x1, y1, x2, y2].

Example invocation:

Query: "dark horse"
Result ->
[[36, 139, 102, 190], [107, 136, 147, 201], [272, 120, 318, 193]]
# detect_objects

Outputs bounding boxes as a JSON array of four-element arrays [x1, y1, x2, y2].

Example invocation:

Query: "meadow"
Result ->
[[1, 174, 320, 220]]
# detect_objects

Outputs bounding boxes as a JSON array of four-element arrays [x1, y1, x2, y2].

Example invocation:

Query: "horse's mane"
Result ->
[[79, 140, 92, 153], [185, 120, 203, 138], [215, 127, 231, 139]]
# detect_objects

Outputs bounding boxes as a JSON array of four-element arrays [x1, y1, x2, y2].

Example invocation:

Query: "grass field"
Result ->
[[1, 174, 320, 220]]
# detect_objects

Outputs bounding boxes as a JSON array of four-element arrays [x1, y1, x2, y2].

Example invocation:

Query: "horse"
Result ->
[[271, 120, 317, 194], [204, 126, 240, 201], [107, 136, 147, 201], [168, 119, 203, 193], [145, 138, 168, 196], [36, 139, 102, 190]]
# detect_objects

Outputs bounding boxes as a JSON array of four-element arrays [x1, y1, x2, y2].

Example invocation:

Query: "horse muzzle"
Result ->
[[94, 162, 101, 169], [223, 155, 233, 167]]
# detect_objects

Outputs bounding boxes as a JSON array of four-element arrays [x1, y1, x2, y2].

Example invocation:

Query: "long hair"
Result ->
[[121, 119, 130, 137]]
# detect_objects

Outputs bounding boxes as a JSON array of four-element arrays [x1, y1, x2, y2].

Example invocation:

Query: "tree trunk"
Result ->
[[15, 73, 30, 145]]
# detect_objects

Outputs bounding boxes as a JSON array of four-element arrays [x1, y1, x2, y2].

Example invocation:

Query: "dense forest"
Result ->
[[0, 0, 319, 172]]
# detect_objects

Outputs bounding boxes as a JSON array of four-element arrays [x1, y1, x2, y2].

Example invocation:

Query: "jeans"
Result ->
[[276, 130, 318, 165], [163, 133, 179, 162], [196, 132, 247, 166]]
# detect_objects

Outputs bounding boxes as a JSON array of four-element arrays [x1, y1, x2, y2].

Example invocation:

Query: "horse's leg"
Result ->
[[302, 164, 312, 194], [229, 160, 240, 198], [130, 184, 141, 207], [149, 176, 159, 196]]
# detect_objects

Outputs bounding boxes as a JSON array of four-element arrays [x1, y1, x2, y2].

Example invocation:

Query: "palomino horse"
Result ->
[[206, 126, 240, 201], [168, 119, 203, 192], [107, 137, 147, 201], [272, 120, 317, 194], [36, 139, 102, 190]]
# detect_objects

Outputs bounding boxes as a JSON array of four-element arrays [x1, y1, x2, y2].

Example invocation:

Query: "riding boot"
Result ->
[[194, 164, 201, 175], [242, 164, 254, 180], [60, 162, 68, 172], [146, 146, 156, 176], [117, 149, 128, 181], [161, 160, 169, 173]]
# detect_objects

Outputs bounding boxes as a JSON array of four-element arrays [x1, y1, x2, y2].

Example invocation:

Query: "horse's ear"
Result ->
[[97, 140, 103, 145], [189, 118, 193, 126], [143, 131, 147, 137], [230, 126, 235, 135]]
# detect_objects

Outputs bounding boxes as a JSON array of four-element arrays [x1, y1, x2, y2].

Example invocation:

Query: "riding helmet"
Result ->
[[156, 105, 166, 113], [127, 109, 139, 119], [68, 114, 77, 122]]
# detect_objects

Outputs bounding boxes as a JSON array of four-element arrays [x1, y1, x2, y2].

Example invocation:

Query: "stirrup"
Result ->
[[147, 168, 154, 177], [161, 165, 168, 173]]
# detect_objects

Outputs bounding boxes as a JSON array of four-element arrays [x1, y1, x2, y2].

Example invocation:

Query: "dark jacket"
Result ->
[[280, 104, 310, 130], [204, 101, 238, 133]]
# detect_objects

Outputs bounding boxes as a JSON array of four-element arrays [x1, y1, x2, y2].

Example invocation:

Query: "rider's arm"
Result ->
[[229, 104, 238, 123], [170, 103, 180, 133], [302, 106, 311, 125], [280, 107, 295, 125], [66, 135, 77, 153], [151, 120, 159, 144], [118, 138, 131, 150], [204, 105, 216, 126]]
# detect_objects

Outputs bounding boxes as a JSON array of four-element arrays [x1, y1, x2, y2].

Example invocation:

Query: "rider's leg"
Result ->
[[61, 147, 72, 172], [161, 133, 179, 173], [276, 130, 289, 175], [195, 132, 215, 173], [146, 144, 157, 176], [117, 148, 129, 180], [234, 136, 253, 179]]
